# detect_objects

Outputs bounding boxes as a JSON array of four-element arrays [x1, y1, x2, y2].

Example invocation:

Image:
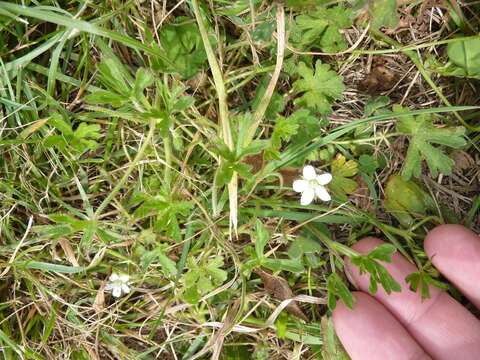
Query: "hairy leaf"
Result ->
[[327, 273, 353, 310], [291, 5, 352, 52], [293, 61, 344, 115], [395, 106, 466, 179], [351, 244, 401, 295], [329, 154, 358, 201], [447, 37, 480, 78]]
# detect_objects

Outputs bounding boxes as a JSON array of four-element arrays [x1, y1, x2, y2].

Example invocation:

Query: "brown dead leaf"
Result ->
[[254, 268, 308, 321], [359, 65, 396, 94], [58, 239, 79, 266], [452, 150, 475, 172], [278, 167, 301, 187], [354, 176, 372, 212], [93, 283, 106, 314], [243, 151, 264, 174]]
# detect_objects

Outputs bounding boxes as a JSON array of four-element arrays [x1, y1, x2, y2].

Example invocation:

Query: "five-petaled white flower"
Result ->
[[293, 165, 332, 205], [105, 273, 130, 298]]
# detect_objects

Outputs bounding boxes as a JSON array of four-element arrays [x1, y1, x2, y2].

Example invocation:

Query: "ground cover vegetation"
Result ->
[[0, 0, 479, 358]]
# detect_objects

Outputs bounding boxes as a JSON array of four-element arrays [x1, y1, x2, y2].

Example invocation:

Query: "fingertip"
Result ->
[[424, 224, 477, 258], [424, 224, 480, 309], [351, 237, 384, 254]]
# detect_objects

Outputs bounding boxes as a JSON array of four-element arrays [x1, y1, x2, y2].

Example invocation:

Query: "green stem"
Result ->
[[352, 34, 479, 55], [332, 132, 401, 145], [306, 224, 359, 258], [164, 132, 172, 189], [191, 0, 232, 148], [94, 118, 156, 218]]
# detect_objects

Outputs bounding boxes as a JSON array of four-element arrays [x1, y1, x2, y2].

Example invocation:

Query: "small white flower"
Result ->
[[293, 165, 332, 205], [105, 273, 130, 298]]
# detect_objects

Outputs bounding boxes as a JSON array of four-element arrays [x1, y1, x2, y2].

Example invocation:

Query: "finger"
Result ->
[[424, 224, 480, 309], [346, 237, 480, 360], [333, 292, 430, 360]]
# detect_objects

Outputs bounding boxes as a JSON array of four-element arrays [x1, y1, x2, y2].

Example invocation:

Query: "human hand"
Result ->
[[333, 224, 480, 360]]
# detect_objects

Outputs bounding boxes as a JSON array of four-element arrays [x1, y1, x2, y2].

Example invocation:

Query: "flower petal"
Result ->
[[119, 274, 129, 283], [293, 179, 309, 193], [315, 185, 331, 202], [105, 283, 113, 291], [112, 286, 122, 298], [303, 165, 316, 180], [316, 173, 332, 185], [300, 187, 315, 206], [122, 284, 130, 294], [109, 273, 119, 281]]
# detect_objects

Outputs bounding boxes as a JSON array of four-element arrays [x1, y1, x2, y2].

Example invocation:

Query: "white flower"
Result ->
[[105, 273, 130, 298], [293, 165, 332, 205]]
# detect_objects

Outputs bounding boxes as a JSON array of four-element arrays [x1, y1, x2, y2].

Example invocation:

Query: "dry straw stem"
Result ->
[[245, 3, 286, 146], [191, 0, 239, 236]]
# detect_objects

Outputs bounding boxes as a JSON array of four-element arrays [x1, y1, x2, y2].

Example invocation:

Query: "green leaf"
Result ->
[[263, 258, 305, 273], [405, 271, 448, 300], [96, 57, 132, 95], [289, 109, 321, 147], [320, 316, 350, 360], [329, 154, 358, 201], [327, 273, 353, 310], [265, 115, 300, 159], [154, 17, 208, 79], [368, 244, 396, 262], [216, 162, 235, 187], [271, 116, 300, 150], [172, 95, 195, 112], [205, 256, 228, 283], [369, 0, 398, 29], [182, 256, 227, 304], [85, 90, 128, 107], [384, 174, 435, 227], [255, 220, 269, 259], [395, 106, 466, 179], [364, 96, 391, 117], [358, 154, 378, 175], [48, 113, 73, 135], [74, 123, 101, 140], [22, 261, 85, 274], [133, 67, 154, 100], [446, 37, 480, 78], [291, 5, 352, 53], [293, 61, 344, 115], [351, 245, 401, 296], [288, 236, 322, 259], [141, 247, 177, 277]]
